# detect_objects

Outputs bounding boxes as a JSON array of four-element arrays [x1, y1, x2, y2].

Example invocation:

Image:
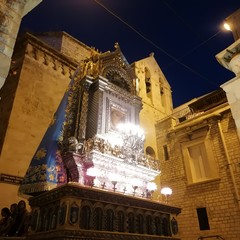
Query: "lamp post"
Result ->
[[108, 173, 121, 192], [223, 22, 232, 31], [161, 187, 172, 204], [86, 167, 100, 187], [131, 178, 142, 197], [146, 182, 157, 199]]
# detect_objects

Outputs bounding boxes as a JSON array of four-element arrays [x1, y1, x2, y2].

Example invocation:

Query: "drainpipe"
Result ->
[[217, 119, 240, 209]]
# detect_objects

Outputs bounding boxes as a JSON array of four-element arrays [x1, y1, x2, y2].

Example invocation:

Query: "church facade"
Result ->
[[0, 31, 172, 210], [1, 27, 240, 239], [0, 31, 180, 239]]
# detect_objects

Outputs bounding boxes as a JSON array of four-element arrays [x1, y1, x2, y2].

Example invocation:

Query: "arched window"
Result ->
[[45, 208, 52, 231], [162, 215, 171, 236], [160, 83, 166, 107], [80, 206, 91, 229], [128, 212, 135, 233], [117, 211, 125, 232], [93, 207, 103, 230], [31, 210, 39, 231], [145, 67, 151, 95], [155, 216, 163, 235], [105, 209, 114, 231], [146, 146, 156, 159], [146, 215, 153, 235], [50, 207, 58, 230], [37, 209, 46, 232], [136, 214, 144, 234]]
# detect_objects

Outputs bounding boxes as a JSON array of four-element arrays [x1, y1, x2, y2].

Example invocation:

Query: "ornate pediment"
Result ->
[[79, 43, 136, 94], [100, 43, 135, 94]]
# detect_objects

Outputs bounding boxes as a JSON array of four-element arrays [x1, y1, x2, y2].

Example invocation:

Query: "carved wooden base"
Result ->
[[27, 183, 181, 240]]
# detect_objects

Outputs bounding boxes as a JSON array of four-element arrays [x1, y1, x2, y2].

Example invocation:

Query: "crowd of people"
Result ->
[[0, 200, 30, 237]]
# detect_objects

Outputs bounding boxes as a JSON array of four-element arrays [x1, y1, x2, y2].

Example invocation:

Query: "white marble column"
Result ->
[[216, 39, 240, 140], [0, 0, 42, 89]]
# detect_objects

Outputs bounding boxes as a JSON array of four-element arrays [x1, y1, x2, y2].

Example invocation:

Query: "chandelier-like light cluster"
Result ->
[[86, 165, 158, 198], [61, 122, 163, 199], [79, 123, 162, 199], [117, 123, 145, 140], [116, 123, 145, 166]]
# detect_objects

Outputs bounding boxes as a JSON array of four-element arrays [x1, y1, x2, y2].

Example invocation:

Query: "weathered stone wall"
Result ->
[[216, 39, 240, 142], [156, 109, 240, 239], [134, 54, 173, 199], [134, 54, 173, 159], [0, 33, 85, 209], [0, 0, 42, 89], [221, 76, 240, 141], [36, 32, 97, 63]]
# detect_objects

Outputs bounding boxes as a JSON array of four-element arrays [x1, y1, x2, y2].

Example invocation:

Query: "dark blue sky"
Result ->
[[20, 0, 240, 107]]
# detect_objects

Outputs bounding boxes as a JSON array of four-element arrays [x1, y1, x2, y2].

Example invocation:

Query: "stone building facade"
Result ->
[[0, 32, 98, 208], [0, 2, 240, 239], [133, 54, 173, 197], [156, 89, 240, 239], [0, 0, 42, 89], [133, 54, 173, 156], [0, 31, 172, 210], [216, 38, 240, 142]]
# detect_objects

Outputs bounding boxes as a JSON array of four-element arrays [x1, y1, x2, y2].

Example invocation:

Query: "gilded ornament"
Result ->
[[34, 148, 47, 160]]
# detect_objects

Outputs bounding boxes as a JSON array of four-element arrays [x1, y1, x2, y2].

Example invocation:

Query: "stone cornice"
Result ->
[[166, 103, 230, 136], [24, 32, 78, 66], [216, 38, 240, 75], [16, 32, 79, 78], [29, 182, 181, 215]]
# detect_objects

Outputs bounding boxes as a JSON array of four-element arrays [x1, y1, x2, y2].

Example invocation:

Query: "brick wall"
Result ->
[[0, 33, 91, 209], [156, 109, 240, 239]]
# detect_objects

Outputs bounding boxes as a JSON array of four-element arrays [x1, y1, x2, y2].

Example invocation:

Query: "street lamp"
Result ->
[[86, 167, 100, 187], [223, 22, 232, 31], [161, 187, 172, 204], [108, 173, 121, 192], [146, 182, 157, 199], [131, 178, 142, 197]]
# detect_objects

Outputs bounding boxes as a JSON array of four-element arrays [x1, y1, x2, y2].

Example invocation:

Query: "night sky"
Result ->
[[19, 0, 240, 107]]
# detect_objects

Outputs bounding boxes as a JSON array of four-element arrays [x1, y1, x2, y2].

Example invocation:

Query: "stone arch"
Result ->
[[79, 200, 93, 230], [92, 202, 104, 231], [145, 67, 151, 95], [153, 212, 163, 236], [136, 209, 145, 234], [127, 211, 135, 233], [116, 206, 126, 232], [104, 204, 115, 231], [50, 205, 58, 230], [145, 211, 154, 235], [146, 146, 156, 159], [31, 209, 39, 231], [45, 206, 53, 231], [102, 65, 133, 93], [162, 214, 171, 236]]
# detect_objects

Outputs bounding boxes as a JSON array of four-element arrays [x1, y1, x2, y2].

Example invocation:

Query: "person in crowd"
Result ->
[[14, 200, 29, 236], [0, 207, 13, 236], [8, 203, 18, 236]]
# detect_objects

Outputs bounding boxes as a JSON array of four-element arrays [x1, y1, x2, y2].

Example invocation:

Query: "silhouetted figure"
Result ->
[[0, 207, 13, 236], [15, 200, 29, 236], [8, 203, 18, 236]]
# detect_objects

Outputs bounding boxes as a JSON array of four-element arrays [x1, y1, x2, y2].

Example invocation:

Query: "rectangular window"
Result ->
[[188, 143, 211, 182], [163, 145, 169, 160], [181, 134, 219, 184], [196, 207, 210, 230]]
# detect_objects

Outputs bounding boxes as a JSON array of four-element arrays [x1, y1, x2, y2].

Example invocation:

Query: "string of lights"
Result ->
[[94, 0, 218, 87], [163, 30, 222, 70]]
